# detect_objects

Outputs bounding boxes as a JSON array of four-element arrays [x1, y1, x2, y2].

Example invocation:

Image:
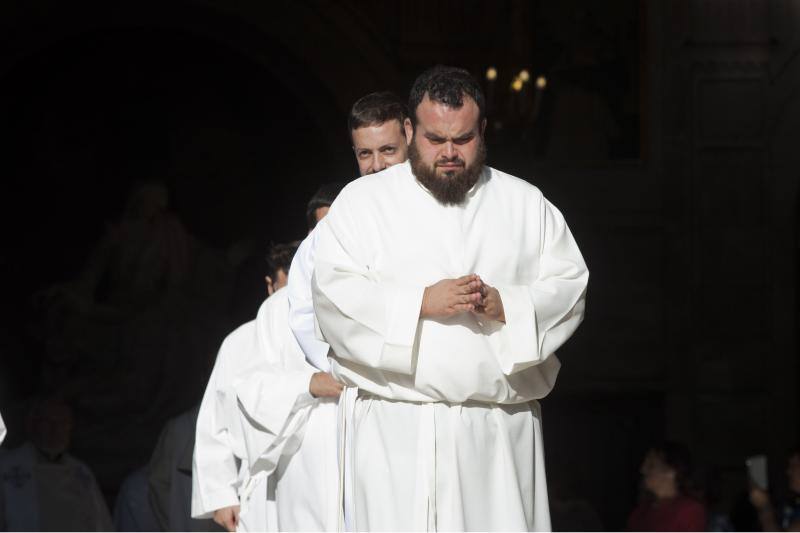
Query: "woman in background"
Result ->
[[628, 441, 707, 531]]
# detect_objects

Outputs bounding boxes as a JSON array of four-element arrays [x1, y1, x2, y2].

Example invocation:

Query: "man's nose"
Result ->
[[371, 153, 385, 173], [443, 142, 456, 159]]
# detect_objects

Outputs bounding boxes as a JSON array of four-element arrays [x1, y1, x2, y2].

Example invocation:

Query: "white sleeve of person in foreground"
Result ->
[[288, 226, 332, 372]]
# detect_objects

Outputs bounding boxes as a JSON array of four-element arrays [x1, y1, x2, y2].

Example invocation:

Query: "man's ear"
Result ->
[[481, 118, 487, 137], [265, 275, 274, 296], [403, 118, 414, 145]]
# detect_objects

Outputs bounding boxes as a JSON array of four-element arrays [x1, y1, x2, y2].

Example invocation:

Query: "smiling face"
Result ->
[[408, 93, 487, 205], [351, 119, 412, 176]]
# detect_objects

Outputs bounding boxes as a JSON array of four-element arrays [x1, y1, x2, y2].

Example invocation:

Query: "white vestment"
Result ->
[[312, 161, 588, 531], [192, 319, 276, 532], [234, 288, 340, 531], [288, 227, 331, 372], [0, 412, 5, 445]]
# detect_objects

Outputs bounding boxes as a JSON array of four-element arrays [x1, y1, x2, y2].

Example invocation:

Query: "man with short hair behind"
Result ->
[[289, 91, 411, 373], [311, 66, 589, 531], [233, 91, 411, 530], [348, 91, 412, 176]]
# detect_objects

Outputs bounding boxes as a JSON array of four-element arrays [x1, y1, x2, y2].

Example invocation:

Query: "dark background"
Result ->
[[0, 1, 797, 530]]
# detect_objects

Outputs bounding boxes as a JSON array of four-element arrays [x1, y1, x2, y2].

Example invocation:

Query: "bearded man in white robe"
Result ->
[[311, 65, 589, 532]]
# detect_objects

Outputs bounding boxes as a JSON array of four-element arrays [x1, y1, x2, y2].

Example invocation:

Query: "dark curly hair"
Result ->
[[265, 241, 300, 282], [305, 181, 347, 231], [408, 65, 485, 126]]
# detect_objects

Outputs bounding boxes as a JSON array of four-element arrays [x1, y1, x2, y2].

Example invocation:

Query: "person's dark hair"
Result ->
[[306, 181, 347, 231], [651, 441, 695, 495], [408, 65, 486, 126], [265, 241, 300, 282], [347, 91, 408, 134]]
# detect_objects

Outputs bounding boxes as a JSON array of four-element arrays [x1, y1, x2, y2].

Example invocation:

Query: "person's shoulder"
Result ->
[[218, 318, 256, 354], [340, 161, 411, 199], [260, 286, 289, 312], [0, 442, 33, 468], [160, 407, 199, 442], [224, 319, 256, 342], [673, 495, 707, 522], [487, 166, 545, 201], [677, 495, 707, 512], [256, 287, 290, 332]]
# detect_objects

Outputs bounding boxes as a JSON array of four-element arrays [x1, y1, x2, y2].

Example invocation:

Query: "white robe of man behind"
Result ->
[[192, 318, 277, 532], [232, 287, 340, 531], [312, 161, 588, 531]]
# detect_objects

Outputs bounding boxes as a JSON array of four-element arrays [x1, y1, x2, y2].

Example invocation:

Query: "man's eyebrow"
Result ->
[[423, 131, 475, 142], [378, 144, 397, 150]]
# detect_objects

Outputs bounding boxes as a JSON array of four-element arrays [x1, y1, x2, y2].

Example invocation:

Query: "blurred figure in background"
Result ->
[[148, 404, 222, 532], [749, 448, 800, 531], [113, 466, 159, 532], [627, 441, 707, 532], [0, 397, 113, 531]]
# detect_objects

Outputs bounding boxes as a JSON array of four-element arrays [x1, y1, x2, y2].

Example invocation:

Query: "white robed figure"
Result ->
[[191, 315, 277, 532], [311, 66, 588, 531], [193, 242, 339, 532], [193, 286, 340, 532], [233, 286, 340, 532]]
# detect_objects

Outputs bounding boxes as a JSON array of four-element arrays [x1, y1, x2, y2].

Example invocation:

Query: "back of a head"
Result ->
[[266, 241, 301, 282], [306, 181, 347, 231], [348, 91, 408, 135], [408, 65, 486, 126]]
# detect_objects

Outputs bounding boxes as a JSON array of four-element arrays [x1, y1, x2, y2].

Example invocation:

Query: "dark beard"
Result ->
[[409, 137, 487, 206]]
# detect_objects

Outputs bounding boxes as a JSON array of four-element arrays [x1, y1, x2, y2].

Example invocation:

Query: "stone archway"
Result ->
[[0, 2, 402, 152]]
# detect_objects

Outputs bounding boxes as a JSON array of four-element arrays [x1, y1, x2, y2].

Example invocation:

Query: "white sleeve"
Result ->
[[312, 191, 425, 375], [236, 295, 317, 476], [288, 227, 332, 372], [191, 346, 241, 518], [490, 197, 588, 374]]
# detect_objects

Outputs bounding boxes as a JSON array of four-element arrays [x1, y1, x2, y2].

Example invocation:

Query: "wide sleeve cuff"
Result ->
[[491, 285, 541, 375], [235, 367, 315, 435], [379, 284, 425, 374], [191, 487, 240, 519]]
